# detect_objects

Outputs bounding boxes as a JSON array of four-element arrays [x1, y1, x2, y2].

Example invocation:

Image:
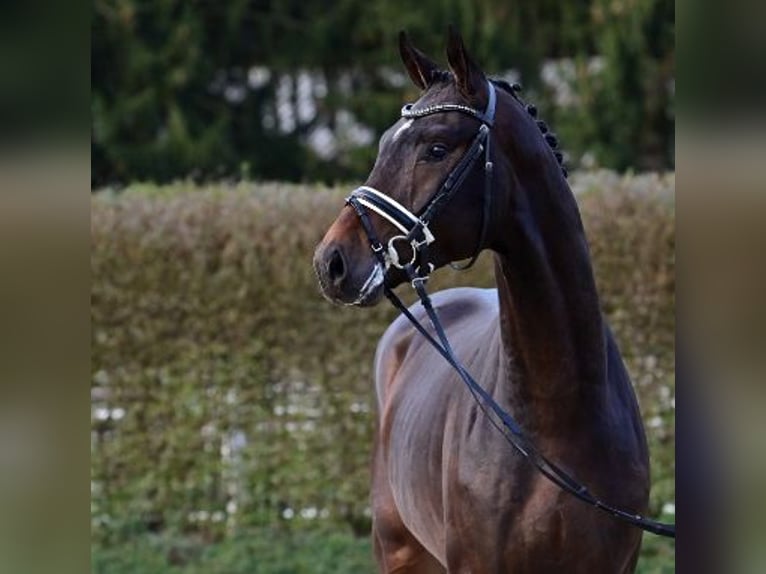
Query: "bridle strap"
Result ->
[[401, 76, 497, 126], [351, 186, 424, 236], [450, 124, 493, 271], [418, 124, 489, 225], [347, 197, 388, 266]]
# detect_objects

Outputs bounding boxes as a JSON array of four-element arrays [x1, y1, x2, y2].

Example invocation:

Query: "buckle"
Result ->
[[413, 222, 435, 246], [387, 235, 417, 269], [410, 263, 434, 288]]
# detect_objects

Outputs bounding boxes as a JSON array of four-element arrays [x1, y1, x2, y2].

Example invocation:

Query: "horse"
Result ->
[[313, 28, 650, 573]]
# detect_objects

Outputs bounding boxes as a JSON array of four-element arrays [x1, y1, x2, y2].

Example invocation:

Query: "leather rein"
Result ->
[[345, 80, 676, 539]]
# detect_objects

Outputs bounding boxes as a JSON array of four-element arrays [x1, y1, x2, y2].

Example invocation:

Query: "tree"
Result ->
[[92, 0, 674, 186]]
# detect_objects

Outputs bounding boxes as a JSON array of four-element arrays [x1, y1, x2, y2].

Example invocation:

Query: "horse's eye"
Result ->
[[426, 143, 448, 161]]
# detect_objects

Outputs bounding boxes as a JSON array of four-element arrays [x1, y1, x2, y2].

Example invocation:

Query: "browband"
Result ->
[[401, 79, 497, 126]]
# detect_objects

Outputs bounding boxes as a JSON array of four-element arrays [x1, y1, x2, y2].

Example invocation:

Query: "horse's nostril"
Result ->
[[327, 248, 346, 285]]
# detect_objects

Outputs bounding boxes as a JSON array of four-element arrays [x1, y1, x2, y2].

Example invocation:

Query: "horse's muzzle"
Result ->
[[313, 242, 385, 307]]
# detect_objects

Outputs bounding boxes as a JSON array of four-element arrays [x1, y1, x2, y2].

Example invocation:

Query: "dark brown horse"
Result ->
[[313, 29, 649, 573]]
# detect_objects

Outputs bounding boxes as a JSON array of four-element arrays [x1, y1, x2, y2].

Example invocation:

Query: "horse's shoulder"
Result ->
[[375, 288, 496, 378], [373, 286, 496, 411], [429, 286, 498, 315], [379, 286, 496, 348]]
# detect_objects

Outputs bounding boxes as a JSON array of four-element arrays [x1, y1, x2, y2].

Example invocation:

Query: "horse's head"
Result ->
[[314, 28, 504, 306]]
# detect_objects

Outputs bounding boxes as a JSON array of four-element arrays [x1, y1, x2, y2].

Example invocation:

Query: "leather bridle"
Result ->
[[344, 79, 676, 539], [346, 79, 497, 277]]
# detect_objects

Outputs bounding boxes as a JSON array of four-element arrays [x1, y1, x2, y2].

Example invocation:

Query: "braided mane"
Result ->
[[490, 78, 567, 178]]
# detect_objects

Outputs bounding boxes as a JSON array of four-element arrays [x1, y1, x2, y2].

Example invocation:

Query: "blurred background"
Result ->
[[90, 1, 676, 573], [91, 0, 674, 187]]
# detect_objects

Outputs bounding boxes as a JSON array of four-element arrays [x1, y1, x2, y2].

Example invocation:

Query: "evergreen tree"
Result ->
[[92, 0, 674, 185]]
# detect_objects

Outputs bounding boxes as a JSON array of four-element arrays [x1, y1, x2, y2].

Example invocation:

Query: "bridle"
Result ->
[[344, 79, 676, 539], [346, 79, 497, 276]]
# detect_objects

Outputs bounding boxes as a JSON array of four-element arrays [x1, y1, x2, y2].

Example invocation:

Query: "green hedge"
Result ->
[[91, 172, 675, 570], [91, 527, 375, 574]]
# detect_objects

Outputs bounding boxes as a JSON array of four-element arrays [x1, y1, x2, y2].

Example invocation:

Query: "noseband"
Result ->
[[346, 80, 497, 276]]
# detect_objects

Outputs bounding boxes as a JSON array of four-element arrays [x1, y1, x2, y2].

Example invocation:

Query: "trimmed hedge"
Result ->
[[91, 172, 674, 567]]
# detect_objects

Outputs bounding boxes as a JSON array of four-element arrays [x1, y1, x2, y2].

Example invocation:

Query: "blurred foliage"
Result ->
[[91, 527, 374, 574], [547, 0, 675, 171], [91, 171, 674, 570], [91, 1, 674, 185], [91, 523, 672, 573]]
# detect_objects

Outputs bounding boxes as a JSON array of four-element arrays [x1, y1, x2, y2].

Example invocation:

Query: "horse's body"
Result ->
[[372, 287, 647, 573], [314, 29, 650, 573]]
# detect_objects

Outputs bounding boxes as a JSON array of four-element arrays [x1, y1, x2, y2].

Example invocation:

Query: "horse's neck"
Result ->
[[490, 143, 606, 431]]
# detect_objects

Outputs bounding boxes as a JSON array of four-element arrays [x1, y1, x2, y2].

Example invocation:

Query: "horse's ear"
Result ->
[[445, 25, 486, 100], [399, 30, 440, 91]]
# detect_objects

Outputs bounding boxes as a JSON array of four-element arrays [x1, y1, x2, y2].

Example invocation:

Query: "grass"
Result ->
[[92, 528, 373, 574], [93, 526, 674, 573]]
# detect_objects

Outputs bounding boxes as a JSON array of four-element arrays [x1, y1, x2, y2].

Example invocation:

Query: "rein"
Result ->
[[346, 79, 676, 539]]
